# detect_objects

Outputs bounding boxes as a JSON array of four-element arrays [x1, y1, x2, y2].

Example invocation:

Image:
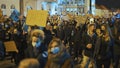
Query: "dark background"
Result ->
[[96, 0, 120, 9]]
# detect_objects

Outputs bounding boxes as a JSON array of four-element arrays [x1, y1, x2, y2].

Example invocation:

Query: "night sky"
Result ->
[[96, 0, 120, 9]]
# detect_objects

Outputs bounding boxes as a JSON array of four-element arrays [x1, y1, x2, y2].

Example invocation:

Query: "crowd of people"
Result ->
[[0, 12, 120, 68]]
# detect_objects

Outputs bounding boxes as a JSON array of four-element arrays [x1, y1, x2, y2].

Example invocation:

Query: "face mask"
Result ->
[[35, 41, 42, 48], [51, 47, 60, 54]]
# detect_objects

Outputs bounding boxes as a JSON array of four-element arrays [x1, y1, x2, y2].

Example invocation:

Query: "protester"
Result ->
[[113, 18, 120, 68], [80, 24, 97, 68], [1, 9, 120, 68], [25, 29, 47, 68], [45, 38, 74, 68], [94, 24, 111, 68], [43, 23, 53, 47]]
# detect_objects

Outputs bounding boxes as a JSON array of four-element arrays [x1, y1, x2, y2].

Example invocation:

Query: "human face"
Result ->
[[89, 25, 95, 31], [50, 42, 60, 54], [101, 25, 105, 31], [50, 42, 58, 48], [32, 36, 38, 42], [96, 29, 101, 35], [14, 29, 18, 34]]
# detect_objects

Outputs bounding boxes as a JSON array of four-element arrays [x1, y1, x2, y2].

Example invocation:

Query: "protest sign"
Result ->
[[10, 9, 20, 22], [4, 41, 18, 53], [75, 15, 87, 24], [26, 10, 48, 27]]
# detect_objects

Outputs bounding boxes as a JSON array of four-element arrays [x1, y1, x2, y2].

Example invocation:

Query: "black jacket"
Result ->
[[25, 42, 47, 58], [82, 32, 97, 57], [94, 36, 111, 60], [25, 42, 47, 68]]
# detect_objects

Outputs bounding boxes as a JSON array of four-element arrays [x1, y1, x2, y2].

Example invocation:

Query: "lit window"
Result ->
[[66, 8, 69, 11], [1, 4, 6, 15], [1, 4, 6, 9], [11, 4, 15, 9]]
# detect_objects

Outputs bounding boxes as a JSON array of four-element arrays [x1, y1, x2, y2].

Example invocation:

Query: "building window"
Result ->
[[75, 0, 78, 4], [55, 6, 57, 11], [1, 4, 6, 9], [10, 4, 15, 13], [66, 8, 69, 12], [1, 4, 6, 15], [67, 2, 69, 4], [83, 0, 85, 4], [11, 4, 15, 9], [71, 1, 73, 4]]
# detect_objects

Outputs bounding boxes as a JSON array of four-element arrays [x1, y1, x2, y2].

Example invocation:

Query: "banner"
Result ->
[[10, 9, 20, 22], [95, 9, 102, 17], [26, 10, 48, 27], [4, 41, 18, 53], [75, 15, 87, 24]]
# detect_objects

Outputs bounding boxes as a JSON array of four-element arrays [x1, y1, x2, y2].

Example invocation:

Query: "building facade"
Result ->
[[0, 0, 20, 16], [0, 0, 95, 16]]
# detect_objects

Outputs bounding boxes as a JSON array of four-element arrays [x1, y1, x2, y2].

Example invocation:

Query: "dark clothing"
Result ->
[[12, 34, 22, 50], [17, 20, 24, 33], [12, 33, 24, 64], [0, 41, 5, 60], [96, 58, 111, 68], [82, 32, 97, 57], [73, 28, 83, 58], [94, 36, 111, 68], [114, 32, 120, 55], [25, 42, 47, 68], [43, 28, 53, 47], [113, 32, 120, 68], [56, 27, 65, 41], [45, 52, 74, 68], [25, 42, 47, 58], [63, 25, 72, 44], [99, 39, 111, 58], [114, 55, 120, 68]]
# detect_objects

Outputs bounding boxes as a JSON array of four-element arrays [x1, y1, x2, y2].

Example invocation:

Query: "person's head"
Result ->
[[18, 58, 39, 68], [100, 24, 110, 35], [100, 24, 111, 38], [87, 24, 96, 32], [48, 38, 65, 58], [31, 29, 45, 47], [13, 28, 18, 34], [31, 29, 45, 42], [101, 24, 107, 31], [46, 22, 51, 30], [96, 28, 102, 36]]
